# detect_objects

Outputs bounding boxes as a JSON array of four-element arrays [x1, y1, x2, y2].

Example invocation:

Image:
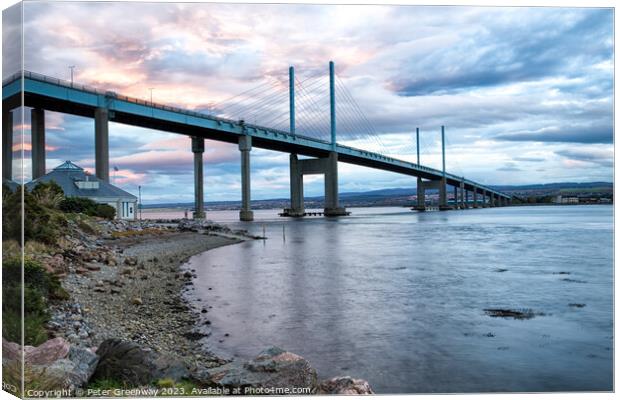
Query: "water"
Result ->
[[177, 206, 613, 393]]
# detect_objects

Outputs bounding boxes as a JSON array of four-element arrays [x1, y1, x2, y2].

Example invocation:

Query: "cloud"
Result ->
[[5, 3, 612, 200], [388, 8, 613, 96], [513, 156, 545, 162], [494, 124, 613, 144], [555, 148, 613, 168]]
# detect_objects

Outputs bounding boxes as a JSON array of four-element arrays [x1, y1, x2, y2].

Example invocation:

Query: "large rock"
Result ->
[[319, 376, 374, 394], [2, 338, 98, 390], [195, 347, 317, 392], [36, 347, 99, 390], [92, 339, 189, 386], [2, 337, 70, 364]]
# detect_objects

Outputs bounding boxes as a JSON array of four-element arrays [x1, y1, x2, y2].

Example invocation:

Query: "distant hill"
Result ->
[[142, 181, 612, 209], [492, 182, 612, 191]]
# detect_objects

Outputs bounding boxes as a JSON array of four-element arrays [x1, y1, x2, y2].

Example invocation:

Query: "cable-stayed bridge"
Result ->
[[2, 63, 512, 221]]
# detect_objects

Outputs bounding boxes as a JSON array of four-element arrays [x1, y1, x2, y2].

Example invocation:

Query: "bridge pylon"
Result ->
[[282, 152, 348, 217]]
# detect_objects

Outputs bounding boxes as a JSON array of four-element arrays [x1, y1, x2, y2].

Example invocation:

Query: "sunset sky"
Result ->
[[2, 2, 613, 203]]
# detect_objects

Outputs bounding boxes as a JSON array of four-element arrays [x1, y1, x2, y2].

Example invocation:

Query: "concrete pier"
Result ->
[[473, 188, 478, 208], [415, 177, 425, 210], [287, 154, 304, 216], [2, 110, 12, 180], [453, 185, 458, 209], [283, 152, 347, 217], [31, 108, 46, 179], [192, 136, 205, 219], [459, 181, 465, 209], [324, 152, 346, 216], [414, 178, 448, 211], [482, 189, 488, 207], [94, 107, 109, 182], [239, 135, 253, 221], [438, 177, 449, 210]]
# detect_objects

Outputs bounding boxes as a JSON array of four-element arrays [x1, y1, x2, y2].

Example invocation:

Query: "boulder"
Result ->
[[92, 339, 189, 386], [196, 346, 317, 392], [37, 347, 99, 390], [319, 376, 374, 394], [2, 338, 98, 390]]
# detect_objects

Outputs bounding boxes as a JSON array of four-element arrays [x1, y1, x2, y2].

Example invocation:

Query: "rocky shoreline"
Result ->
[[49, 228, 239, 369], [6, 217, 373, 395]]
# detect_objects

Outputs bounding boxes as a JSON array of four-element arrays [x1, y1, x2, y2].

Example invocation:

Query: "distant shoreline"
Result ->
[[139, 202, 613, 215]]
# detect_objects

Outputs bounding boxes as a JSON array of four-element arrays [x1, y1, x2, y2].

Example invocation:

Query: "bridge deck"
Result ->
[[2, 71, 509, 198]]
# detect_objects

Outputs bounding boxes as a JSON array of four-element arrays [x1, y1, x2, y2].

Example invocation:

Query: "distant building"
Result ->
[[27, 161, 137, 220], [554, 195, 579, 204]]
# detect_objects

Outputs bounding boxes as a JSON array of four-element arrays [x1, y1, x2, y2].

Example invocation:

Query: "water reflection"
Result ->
[[183, 206, 613, 393]]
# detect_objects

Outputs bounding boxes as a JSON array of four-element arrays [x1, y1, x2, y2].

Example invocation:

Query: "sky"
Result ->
[[2, 1, 614, 203]]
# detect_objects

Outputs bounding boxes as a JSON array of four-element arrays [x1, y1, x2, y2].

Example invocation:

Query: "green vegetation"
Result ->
[[155, 378, 202, 396], [3, 180, 115, 247], [3, 182, 68, 245], [2, 360, 71, 398], [60, 197, 116, 220], [87, 378, 128, 391], [2, 258, 67, 345]]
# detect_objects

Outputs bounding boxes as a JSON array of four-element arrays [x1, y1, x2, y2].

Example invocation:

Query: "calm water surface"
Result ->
[[176, 206, 612, 393]]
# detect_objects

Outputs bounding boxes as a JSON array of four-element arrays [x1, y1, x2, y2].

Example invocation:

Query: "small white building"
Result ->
[[28, 161, 138, 220]]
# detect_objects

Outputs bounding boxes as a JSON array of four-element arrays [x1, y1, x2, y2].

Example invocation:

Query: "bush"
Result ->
[[31, 181, 64, 209], [95, 204, 116, 220], [60, 197, 116, 219], [2, 258, 66, 345], [59, 197, 99, 214], [2, 184, 68, 245]]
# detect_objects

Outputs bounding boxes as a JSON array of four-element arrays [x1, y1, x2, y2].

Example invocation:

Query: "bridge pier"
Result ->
[[438, 178, 450, 210], [490, 194, 496, 207], [3, 109, 13, 180], [95, 107, 109, 182], [482, 190, 488, 207], [415, 177, 425, 211], [31, 108, 46, 179], [283, 152, 347, 217], [453, 185, 458, 209], [192, 137, 205, 219], [472, 189, 478, 208], [414, 178, 448, 211], [239, 135, 253, 221], [459, 181, 465, 209]]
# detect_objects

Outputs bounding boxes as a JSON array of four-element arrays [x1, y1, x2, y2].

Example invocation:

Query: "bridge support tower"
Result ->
[[414, 177, 449, 211], [283, 152, 347, 217], [192, 137, 205, 219], [95, 108, 110, 182], [3, 109, 13, 180], [239, 135, 253, 221], [31, 108, 46, 179], [453, 185, 458, 209]]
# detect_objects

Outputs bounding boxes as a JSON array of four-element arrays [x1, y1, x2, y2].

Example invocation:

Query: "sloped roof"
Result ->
[[26, 161, 137, 201]]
